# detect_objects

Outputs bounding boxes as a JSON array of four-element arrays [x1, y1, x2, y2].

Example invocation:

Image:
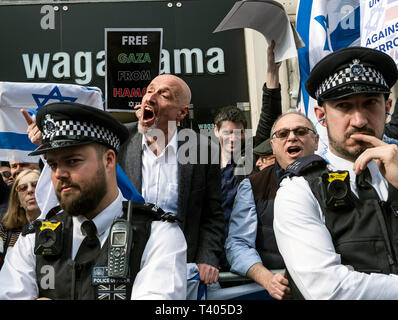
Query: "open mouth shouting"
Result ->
[[286, 145, 302, 158], [142, 105, 156, 125]]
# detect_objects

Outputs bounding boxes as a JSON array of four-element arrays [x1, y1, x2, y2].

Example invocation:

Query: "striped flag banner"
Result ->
[[0, 82, 145, 217], [0, 82, 103, 162], [361, 0, 398, 65], [296, 0, 360, 157]]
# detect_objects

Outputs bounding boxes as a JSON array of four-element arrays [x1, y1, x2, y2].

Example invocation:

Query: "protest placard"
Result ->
[[105, 28, 162, 112]]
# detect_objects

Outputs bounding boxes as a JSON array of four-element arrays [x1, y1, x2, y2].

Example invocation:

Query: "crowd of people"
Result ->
[[0, 44, 398, 300]]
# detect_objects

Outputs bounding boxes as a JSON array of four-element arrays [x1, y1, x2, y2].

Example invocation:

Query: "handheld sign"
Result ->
[[105, 28, 163, 112]]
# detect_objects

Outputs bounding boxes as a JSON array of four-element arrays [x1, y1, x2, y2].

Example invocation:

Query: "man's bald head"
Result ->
[[152, 74, 192, 107]]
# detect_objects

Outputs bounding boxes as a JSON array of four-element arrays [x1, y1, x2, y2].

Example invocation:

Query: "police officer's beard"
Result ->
[[55, 165, 107, 217], [327, 126, 376, 161]]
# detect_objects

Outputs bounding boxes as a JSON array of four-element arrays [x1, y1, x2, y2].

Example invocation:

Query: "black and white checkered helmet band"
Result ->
[[42, 119, 121, 151], [315, 65, 388, 100]]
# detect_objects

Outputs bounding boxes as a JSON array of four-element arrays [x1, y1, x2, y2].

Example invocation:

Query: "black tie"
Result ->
[[75, 220, 101, 264], [355, 167, 380, 201]]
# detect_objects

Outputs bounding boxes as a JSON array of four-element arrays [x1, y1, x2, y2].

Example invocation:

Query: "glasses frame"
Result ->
[[16, 180, 38, 193], [271, 126, 317, 140]]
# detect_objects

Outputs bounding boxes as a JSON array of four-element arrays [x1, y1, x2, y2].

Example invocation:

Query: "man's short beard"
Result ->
[[327, 126, 375, 161], [328, 135, 365, 161], [56, 164, 108, 217]]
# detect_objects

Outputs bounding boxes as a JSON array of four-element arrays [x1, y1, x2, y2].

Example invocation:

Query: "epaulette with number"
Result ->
[[278, 155, 327, 184], [122, 201, 182, 223]]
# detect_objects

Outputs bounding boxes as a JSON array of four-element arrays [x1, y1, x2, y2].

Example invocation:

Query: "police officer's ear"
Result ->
[[314, 105, 326, 127], [385, 98, 393, 118], [102, 148, 117, 171]]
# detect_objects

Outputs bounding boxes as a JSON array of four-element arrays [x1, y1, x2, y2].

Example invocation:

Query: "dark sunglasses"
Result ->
[[16, 181, 38, 193], [1, 171, 11, 179], [272, 126, 316, 139]]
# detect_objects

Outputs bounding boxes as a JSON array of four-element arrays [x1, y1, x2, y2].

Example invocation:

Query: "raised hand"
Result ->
[[20, 109, 42, 146]]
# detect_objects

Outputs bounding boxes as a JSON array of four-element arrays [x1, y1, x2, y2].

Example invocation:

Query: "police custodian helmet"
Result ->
[[29, 102, 129, 156], [305, 46, 398, 104]]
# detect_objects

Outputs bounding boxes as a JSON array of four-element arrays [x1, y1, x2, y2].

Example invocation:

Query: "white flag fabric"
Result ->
[[361, 0, 398, 65], [296, 0, 360, 157], [0, 82, 103, 162]]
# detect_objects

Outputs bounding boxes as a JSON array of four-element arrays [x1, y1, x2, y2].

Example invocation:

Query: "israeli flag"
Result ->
[[0, 82, 103, 162], [0, 82, 145, 218], [361, 0, 398, 64], [296, 0, 360, 157]]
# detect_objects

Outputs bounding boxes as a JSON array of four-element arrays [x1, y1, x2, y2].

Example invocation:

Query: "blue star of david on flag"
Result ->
[[29, 86, 78, 116], [0, 82, 103, 159]]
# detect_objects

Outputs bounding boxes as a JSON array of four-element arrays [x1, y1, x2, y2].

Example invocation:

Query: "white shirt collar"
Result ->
[[324, 149, 388, 201], [325, 150, 380, 184], [325, 150, 356, 183]]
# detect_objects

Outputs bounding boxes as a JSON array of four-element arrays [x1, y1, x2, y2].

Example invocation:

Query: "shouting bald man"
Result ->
[[117, 74, 225, 296]]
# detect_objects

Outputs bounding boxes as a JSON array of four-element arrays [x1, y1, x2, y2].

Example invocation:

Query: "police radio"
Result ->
[[107, 201, 133, 278]]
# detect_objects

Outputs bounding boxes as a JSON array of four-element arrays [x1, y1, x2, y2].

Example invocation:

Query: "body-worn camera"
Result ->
[[323, 171, 353, 209], [34, 220, 63, 256]]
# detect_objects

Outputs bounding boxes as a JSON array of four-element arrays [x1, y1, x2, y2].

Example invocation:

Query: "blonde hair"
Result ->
[[1, 169, 40, 229]]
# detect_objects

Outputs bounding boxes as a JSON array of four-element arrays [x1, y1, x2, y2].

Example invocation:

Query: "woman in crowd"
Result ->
[[0, 169, 41, 269]]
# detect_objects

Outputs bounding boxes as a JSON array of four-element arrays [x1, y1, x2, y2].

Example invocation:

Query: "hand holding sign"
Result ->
[[213, 0, 303, 62], [20, 109, 42, 146]]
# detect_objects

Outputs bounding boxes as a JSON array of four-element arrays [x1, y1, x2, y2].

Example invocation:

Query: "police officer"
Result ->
[[273, 47, 398, 299], [0, 102, 187, 300]]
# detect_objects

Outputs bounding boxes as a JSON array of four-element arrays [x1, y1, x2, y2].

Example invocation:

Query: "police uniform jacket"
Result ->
[[0, 191, 187, 299], [273, 151, 398, 299]]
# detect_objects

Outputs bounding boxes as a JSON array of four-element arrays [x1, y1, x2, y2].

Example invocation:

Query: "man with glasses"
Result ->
[[274, 47, 398, 299], [225, 111, 319, 300]]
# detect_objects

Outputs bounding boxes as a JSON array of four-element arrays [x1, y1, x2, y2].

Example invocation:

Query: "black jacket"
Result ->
[[234, 83, 282, 182], [117, 124, 225, 268]]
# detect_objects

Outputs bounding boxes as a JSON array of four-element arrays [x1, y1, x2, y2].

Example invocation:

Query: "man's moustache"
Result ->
[[345, 127, 375, 139]]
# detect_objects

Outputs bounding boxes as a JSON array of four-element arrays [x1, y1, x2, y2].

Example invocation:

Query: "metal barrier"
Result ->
[[218, 269, 285, 283], [205, 270, 285, 300]]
